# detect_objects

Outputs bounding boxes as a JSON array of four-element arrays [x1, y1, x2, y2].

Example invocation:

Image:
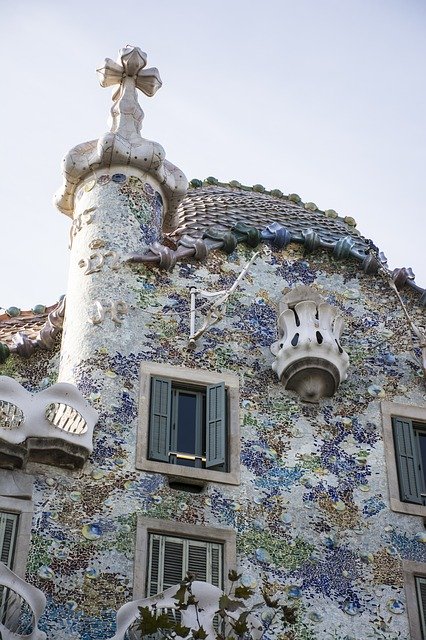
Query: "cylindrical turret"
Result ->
[[54, 46, 187, 383]]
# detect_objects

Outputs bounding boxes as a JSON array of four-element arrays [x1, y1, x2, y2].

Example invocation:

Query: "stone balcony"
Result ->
[[0, 561, 46, 639], [0, 377, 98, 470]]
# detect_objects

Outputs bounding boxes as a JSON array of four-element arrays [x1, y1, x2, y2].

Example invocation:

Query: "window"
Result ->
[[0, 512, 19, 569], [416, 576, 426, 638], [403, 560, 426, 639], [382, 402, 426, 516], [134, 517, 236, 599], [137, 363, 240, 485], [0, 472, 34, 625], [0, 512, 19, 617], [149, 378, 226, 471], [393, 417, 426, 505], [147, 534, 222, 595]]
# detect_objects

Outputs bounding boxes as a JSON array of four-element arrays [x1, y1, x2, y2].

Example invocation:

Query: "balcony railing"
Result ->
[[0, 561, 46, 640]]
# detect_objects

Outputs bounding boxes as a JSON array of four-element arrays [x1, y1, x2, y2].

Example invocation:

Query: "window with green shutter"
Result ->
[[147, 533, 223, 595], [0, 512, 19, 569], [0, 512, 19, 620], [416, 576, 426, 638], [393, 417, 426, 505], [148, 378, 227, 471]]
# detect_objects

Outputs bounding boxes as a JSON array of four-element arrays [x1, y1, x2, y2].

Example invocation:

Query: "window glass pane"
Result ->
[[176, 392, 198, 455]]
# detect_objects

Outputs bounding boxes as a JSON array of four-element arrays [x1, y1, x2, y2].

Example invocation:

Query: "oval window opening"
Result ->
[[0, 401, 24, 430], [316, 331, 323, 344], [45, 403, 88, 435], [291, 333, 299, 347]]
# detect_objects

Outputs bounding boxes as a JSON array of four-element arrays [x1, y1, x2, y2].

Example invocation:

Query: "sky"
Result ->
[[0, 0, 425, 311]]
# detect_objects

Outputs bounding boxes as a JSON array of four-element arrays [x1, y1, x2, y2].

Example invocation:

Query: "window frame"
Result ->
[[403, 560, 426, 640], [147, 532, 223, 595], [137, 363, 240, 485], [381, 401, 426, 516], [170, 384, 206, 468], [0, 471, 33, 578], [134, 516, 237, 599]]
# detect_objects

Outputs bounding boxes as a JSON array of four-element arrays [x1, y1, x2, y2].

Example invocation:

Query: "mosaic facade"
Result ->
[[1, 174, 425, 639], [1, 44, 425, 640]]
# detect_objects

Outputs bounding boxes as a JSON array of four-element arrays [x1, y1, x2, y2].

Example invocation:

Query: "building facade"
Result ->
[[0, 46, 425, 640]]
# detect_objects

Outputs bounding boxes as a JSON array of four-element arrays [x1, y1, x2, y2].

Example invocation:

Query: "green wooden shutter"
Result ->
[[188, 541, 207, 581], [162, 538, 185, 589], [148, 535, 161, 596], [0, 512, 19, 568], [148, 534, 184, 594], [149, 378, 172, 462], [393, 417, 423, 504], [186, 539, 223, 587], [206, 383, 226, 468], [210, 544, 221, 587], [416, 576, 426, 637]]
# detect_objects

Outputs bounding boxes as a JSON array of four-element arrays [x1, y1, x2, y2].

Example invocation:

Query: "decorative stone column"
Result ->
[[54, 47, 187, 384]]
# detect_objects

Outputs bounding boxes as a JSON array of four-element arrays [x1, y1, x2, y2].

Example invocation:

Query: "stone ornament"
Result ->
[[78, 250, 120, 275], [0, 376, 98, 470], [88, 300, 128, 325], [54, 46, 188, 229], [271, 286, 350, 402], [0, 561, 46, 640], [69, 207, 96, 248], [108, 581, 262, 640]]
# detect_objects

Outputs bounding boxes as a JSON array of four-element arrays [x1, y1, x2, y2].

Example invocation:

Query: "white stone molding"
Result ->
[[108, 581, 262, 640], [0, 561, 46, 640], [0, 376, 98, 470], [54, 46, 187, 231], [0, 470, 33, 499], [270, 286, 349, 402]]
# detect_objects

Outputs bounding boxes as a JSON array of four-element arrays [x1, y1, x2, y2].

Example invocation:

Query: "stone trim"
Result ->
[[136, 362, 240, 486], [381, 401, 426, 517], [0, 479, 34, 578], [403, 559, 426, 640], [134, 516, 237, 598]]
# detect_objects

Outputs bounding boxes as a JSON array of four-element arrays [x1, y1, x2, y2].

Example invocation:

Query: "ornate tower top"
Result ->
[[54, 46, 188, 231]]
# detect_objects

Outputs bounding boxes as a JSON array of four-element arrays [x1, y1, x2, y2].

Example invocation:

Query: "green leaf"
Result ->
[[174, 624, 191, 637], [262, 590, 279, 608], [192, 626, 208, 639], [282, 605, 297, 624], [231, 618, 249, 636], [234, 585, 254, 600], [231, 610, 250, 636], [228, 569, 242, 582], [218, 594, 245, 612], [138, 606, 173, 636], [174, 583, 188, 605]]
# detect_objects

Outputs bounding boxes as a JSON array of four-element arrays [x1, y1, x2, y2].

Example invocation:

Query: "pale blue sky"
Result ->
[[1, 0, 425, 310]]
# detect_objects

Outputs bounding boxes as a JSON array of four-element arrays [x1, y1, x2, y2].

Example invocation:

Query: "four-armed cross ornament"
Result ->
[[97, 46, 162, 142]]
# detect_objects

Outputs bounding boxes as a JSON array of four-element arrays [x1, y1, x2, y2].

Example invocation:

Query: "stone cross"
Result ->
[[55, 45, 187, 224], [97, 46, 162, 141]]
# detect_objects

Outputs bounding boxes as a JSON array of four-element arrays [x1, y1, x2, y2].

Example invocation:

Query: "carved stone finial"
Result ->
[[270, 286, 350, 403], [54, 46, 187, 231], [97, 46, 162, 141]]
